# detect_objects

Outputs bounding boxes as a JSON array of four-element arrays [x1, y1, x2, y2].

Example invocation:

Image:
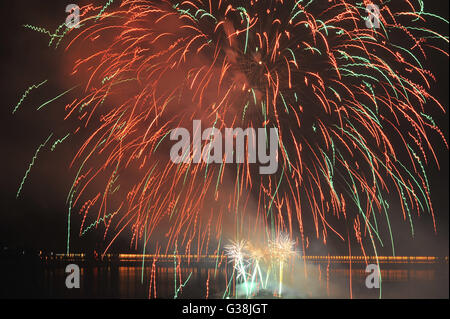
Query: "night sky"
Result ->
[[0, 0, 448, 256]]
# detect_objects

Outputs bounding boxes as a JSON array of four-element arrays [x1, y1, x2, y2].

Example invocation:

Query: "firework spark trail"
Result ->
[[51, 133, 71, 151], [16, 134, 53, 198], [15, 0, 449, 298], [36, 85, 79, 111], [12, 80, 48, 114], [22, 25, 62, 39], [96, 0, 115, 21], [80, 208, 118, 236]]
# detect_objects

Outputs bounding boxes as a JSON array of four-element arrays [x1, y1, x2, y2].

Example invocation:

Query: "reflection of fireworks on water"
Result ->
[[14, 0, 448, 298]]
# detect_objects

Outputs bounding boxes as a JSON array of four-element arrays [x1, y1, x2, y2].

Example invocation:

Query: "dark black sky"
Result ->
[[0, 1, 448, 255]]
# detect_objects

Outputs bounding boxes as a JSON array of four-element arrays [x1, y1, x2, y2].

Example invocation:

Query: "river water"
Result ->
[[1, 259, 447, 298]]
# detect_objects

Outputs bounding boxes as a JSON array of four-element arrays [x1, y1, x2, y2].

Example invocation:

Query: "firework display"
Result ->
[[224, 235, 296, 298], [12, 0, 448, 299]]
